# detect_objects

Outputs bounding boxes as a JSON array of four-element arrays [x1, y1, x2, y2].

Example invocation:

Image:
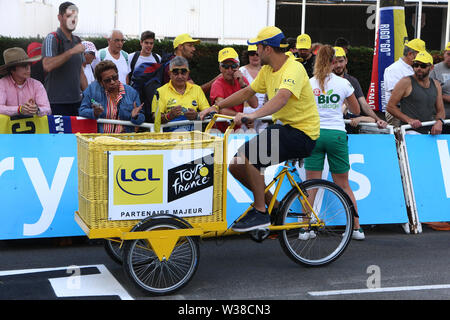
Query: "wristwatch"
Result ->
[[438, 118, 445, 125]]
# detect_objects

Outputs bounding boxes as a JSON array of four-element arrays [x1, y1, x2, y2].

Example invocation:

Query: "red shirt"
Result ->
[[210, 76, 249, 132]]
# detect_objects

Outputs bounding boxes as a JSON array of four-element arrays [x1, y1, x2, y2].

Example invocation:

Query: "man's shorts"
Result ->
[[236, 124, 316, 170], [304, 129, 349, 174]]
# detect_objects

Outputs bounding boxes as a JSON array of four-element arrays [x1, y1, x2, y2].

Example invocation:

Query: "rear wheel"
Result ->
[[276, 179, 354, 266], [122, 218, 200, 295]]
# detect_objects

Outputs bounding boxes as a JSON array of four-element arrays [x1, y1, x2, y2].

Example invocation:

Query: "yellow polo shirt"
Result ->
[[151, 80, 210, 115], [250, 57, 320, 140]]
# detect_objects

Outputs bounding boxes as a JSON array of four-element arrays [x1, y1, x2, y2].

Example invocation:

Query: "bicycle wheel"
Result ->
[[122, 218, 200, 295], [104, 239, 123, 264], [275, 179, 354, 266]]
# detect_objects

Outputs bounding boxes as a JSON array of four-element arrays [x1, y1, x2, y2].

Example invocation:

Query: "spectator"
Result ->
[[199, 26, 320, 232], [383, 38, 426, 127], [165, 33, 218, 93], [128, 30, 161, 83], [386, 51, 445, 135], [210, 47, 258, 133], [81, 41, 97, 85], [239, 44, 267, 132], [333, 46, 387, 129], [151, 56, 209, 132], [296, 33, 315, 78], [96, 30, 130, 84], [27, 42, 45, 84], [334, 37, 350, 55], [306, 45, 364, 240], [286, 37, 299, 58], [79, 60, 144, 133], [430, 41, 450, 133], [0, 47, 51, 116], [42, 1, 87, 116]]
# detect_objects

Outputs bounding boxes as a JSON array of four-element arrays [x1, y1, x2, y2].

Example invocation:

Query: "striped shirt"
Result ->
[[103, 83, 126, 133]]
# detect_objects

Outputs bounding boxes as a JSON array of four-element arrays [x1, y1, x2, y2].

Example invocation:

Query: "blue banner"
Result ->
[[405, 135, 450, 222], [0, 133, 409, 240]]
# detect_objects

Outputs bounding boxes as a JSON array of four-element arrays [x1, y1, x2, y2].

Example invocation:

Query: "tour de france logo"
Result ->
[[167, 154, 214, 203], [113, 154, 163, 205]]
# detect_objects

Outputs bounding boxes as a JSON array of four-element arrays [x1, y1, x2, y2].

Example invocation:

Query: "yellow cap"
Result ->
[[405, 38, 426, 52], [296, 34, 311, 49], [218, 47, 239, 63], [173, 33, 200, 49], [247, 44, 257, 52], [445, 41, 450, 51], [334, 46, 346, 58], [248, 26, 289, 48], [414, 51, 433, 65]]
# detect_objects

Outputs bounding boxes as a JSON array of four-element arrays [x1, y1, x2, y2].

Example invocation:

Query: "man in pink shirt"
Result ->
[[0, 47, 51, 116], [210, 47, 257, 132]]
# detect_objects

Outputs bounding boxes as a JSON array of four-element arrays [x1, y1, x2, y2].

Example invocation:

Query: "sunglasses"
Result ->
[[249, 52, 259, 57], [412, 62, 430, 69], [102, 74, 119, 83], [221, 63, 239, 70], [171, 68, 189, 75]]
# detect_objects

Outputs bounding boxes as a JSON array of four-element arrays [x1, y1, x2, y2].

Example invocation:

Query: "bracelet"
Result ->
[[164, 113, 171, 121], [18, 105, 23, 115], [212, 105, 219, 111], [438, 118, 445, 125]]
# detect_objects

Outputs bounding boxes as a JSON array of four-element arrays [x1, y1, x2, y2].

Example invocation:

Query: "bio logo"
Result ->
[[113, 154, 163, 205], [317, 89, 340, 104]]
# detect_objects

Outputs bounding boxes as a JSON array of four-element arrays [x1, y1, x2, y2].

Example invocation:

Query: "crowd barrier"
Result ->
[[0, 115, 448, 240]]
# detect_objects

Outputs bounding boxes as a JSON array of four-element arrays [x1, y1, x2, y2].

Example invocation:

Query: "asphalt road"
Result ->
[[0, 223, 449, 305]]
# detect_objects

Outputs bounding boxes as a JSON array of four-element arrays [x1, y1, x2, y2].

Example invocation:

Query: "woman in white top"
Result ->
[[305, 45, 365, 240], [239, 45, 267, 132]]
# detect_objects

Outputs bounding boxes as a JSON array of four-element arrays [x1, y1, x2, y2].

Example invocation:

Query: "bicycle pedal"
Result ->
[[249, 228, 270, 243]]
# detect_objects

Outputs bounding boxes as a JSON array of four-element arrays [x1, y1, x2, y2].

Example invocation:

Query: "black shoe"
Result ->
[[232, 208, 270, 232]]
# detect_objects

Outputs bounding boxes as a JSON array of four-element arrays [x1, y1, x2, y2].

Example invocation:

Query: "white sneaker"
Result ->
[[298, 229, 316, 240], [352, 228, 365, 240]]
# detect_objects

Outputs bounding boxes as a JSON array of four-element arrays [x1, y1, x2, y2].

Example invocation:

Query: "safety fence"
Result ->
[[0, 116, 448, 239]]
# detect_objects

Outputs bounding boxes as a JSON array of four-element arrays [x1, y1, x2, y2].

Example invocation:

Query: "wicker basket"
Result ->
[[76, 131, 224, 230]]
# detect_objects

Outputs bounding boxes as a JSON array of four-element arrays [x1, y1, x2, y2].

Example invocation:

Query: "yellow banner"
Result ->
[[0, 115, 50, 134]]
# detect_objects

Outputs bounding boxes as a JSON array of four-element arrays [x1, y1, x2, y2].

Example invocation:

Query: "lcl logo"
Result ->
[[115, 167, 161, 196]]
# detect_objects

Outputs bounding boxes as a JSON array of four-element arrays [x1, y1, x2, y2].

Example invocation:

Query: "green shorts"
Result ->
[[304, 129, 349, 174]]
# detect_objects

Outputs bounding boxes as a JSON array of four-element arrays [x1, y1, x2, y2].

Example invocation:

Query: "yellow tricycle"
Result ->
[[74, 114, 355, 295]]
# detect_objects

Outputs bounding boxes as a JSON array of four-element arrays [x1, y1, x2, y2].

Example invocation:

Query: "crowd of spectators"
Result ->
[[0, 1, 449, 136]]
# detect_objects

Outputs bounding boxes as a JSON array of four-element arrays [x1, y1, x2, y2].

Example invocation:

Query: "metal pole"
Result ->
[[417, 0, 423, 39], [446, 0, 450, 43], [301, 0, 306, 34]]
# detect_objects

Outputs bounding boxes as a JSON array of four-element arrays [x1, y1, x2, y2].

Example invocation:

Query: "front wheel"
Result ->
[[122, 218, 200, 296], [275, 179, 354, 266]]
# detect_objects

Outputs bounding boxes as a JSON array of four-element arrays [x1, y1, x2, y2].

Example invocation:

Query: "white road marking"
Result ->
[[309, 284, 450, 296], [0, 264, 133, 300]]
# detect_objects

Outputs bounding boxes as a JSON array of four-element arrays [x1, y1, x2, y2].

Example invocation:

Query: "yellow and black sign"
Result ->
[[112, 154, 164, 205]]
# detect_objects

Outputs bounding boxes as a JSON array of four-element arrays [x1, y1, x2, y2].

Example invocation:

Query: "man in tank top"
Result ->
[[386, 51, 445, 134]]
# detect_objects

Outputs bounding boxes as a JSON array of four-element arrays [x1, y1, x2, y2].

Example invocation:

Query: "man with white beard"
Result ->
[[42, 2, 87, 116]]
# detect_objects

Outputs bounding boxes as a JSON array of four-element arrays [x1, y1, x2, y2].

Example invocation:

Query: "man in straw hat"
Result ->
[[387, 50, 445, 135], [200, 26, 320, 232], [0, 47, 51, 116]]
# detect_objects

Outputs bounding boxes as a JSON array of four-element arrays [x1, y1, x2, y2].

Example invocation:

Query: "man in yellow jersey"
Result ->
[[200, 26, 320, 232], [152, 56, 210, 132]]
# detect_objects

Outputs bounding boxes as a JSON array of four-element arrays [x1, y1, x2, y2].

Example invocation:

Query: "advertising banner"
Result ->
[[107, 149, 214, 221], [367, 0, 408, 111], [405, 135, 450, 222], [0, 133, 409, 240]]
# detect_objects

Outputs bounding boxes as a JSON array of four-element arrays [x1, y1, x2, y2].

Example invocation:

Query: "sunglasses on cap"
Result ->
[[221, 62, 239, 70], [249, 52, 259, 57], [412, 62, 430, 69], [102, 74, 119, 83], [171, 68, 189, 75]]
